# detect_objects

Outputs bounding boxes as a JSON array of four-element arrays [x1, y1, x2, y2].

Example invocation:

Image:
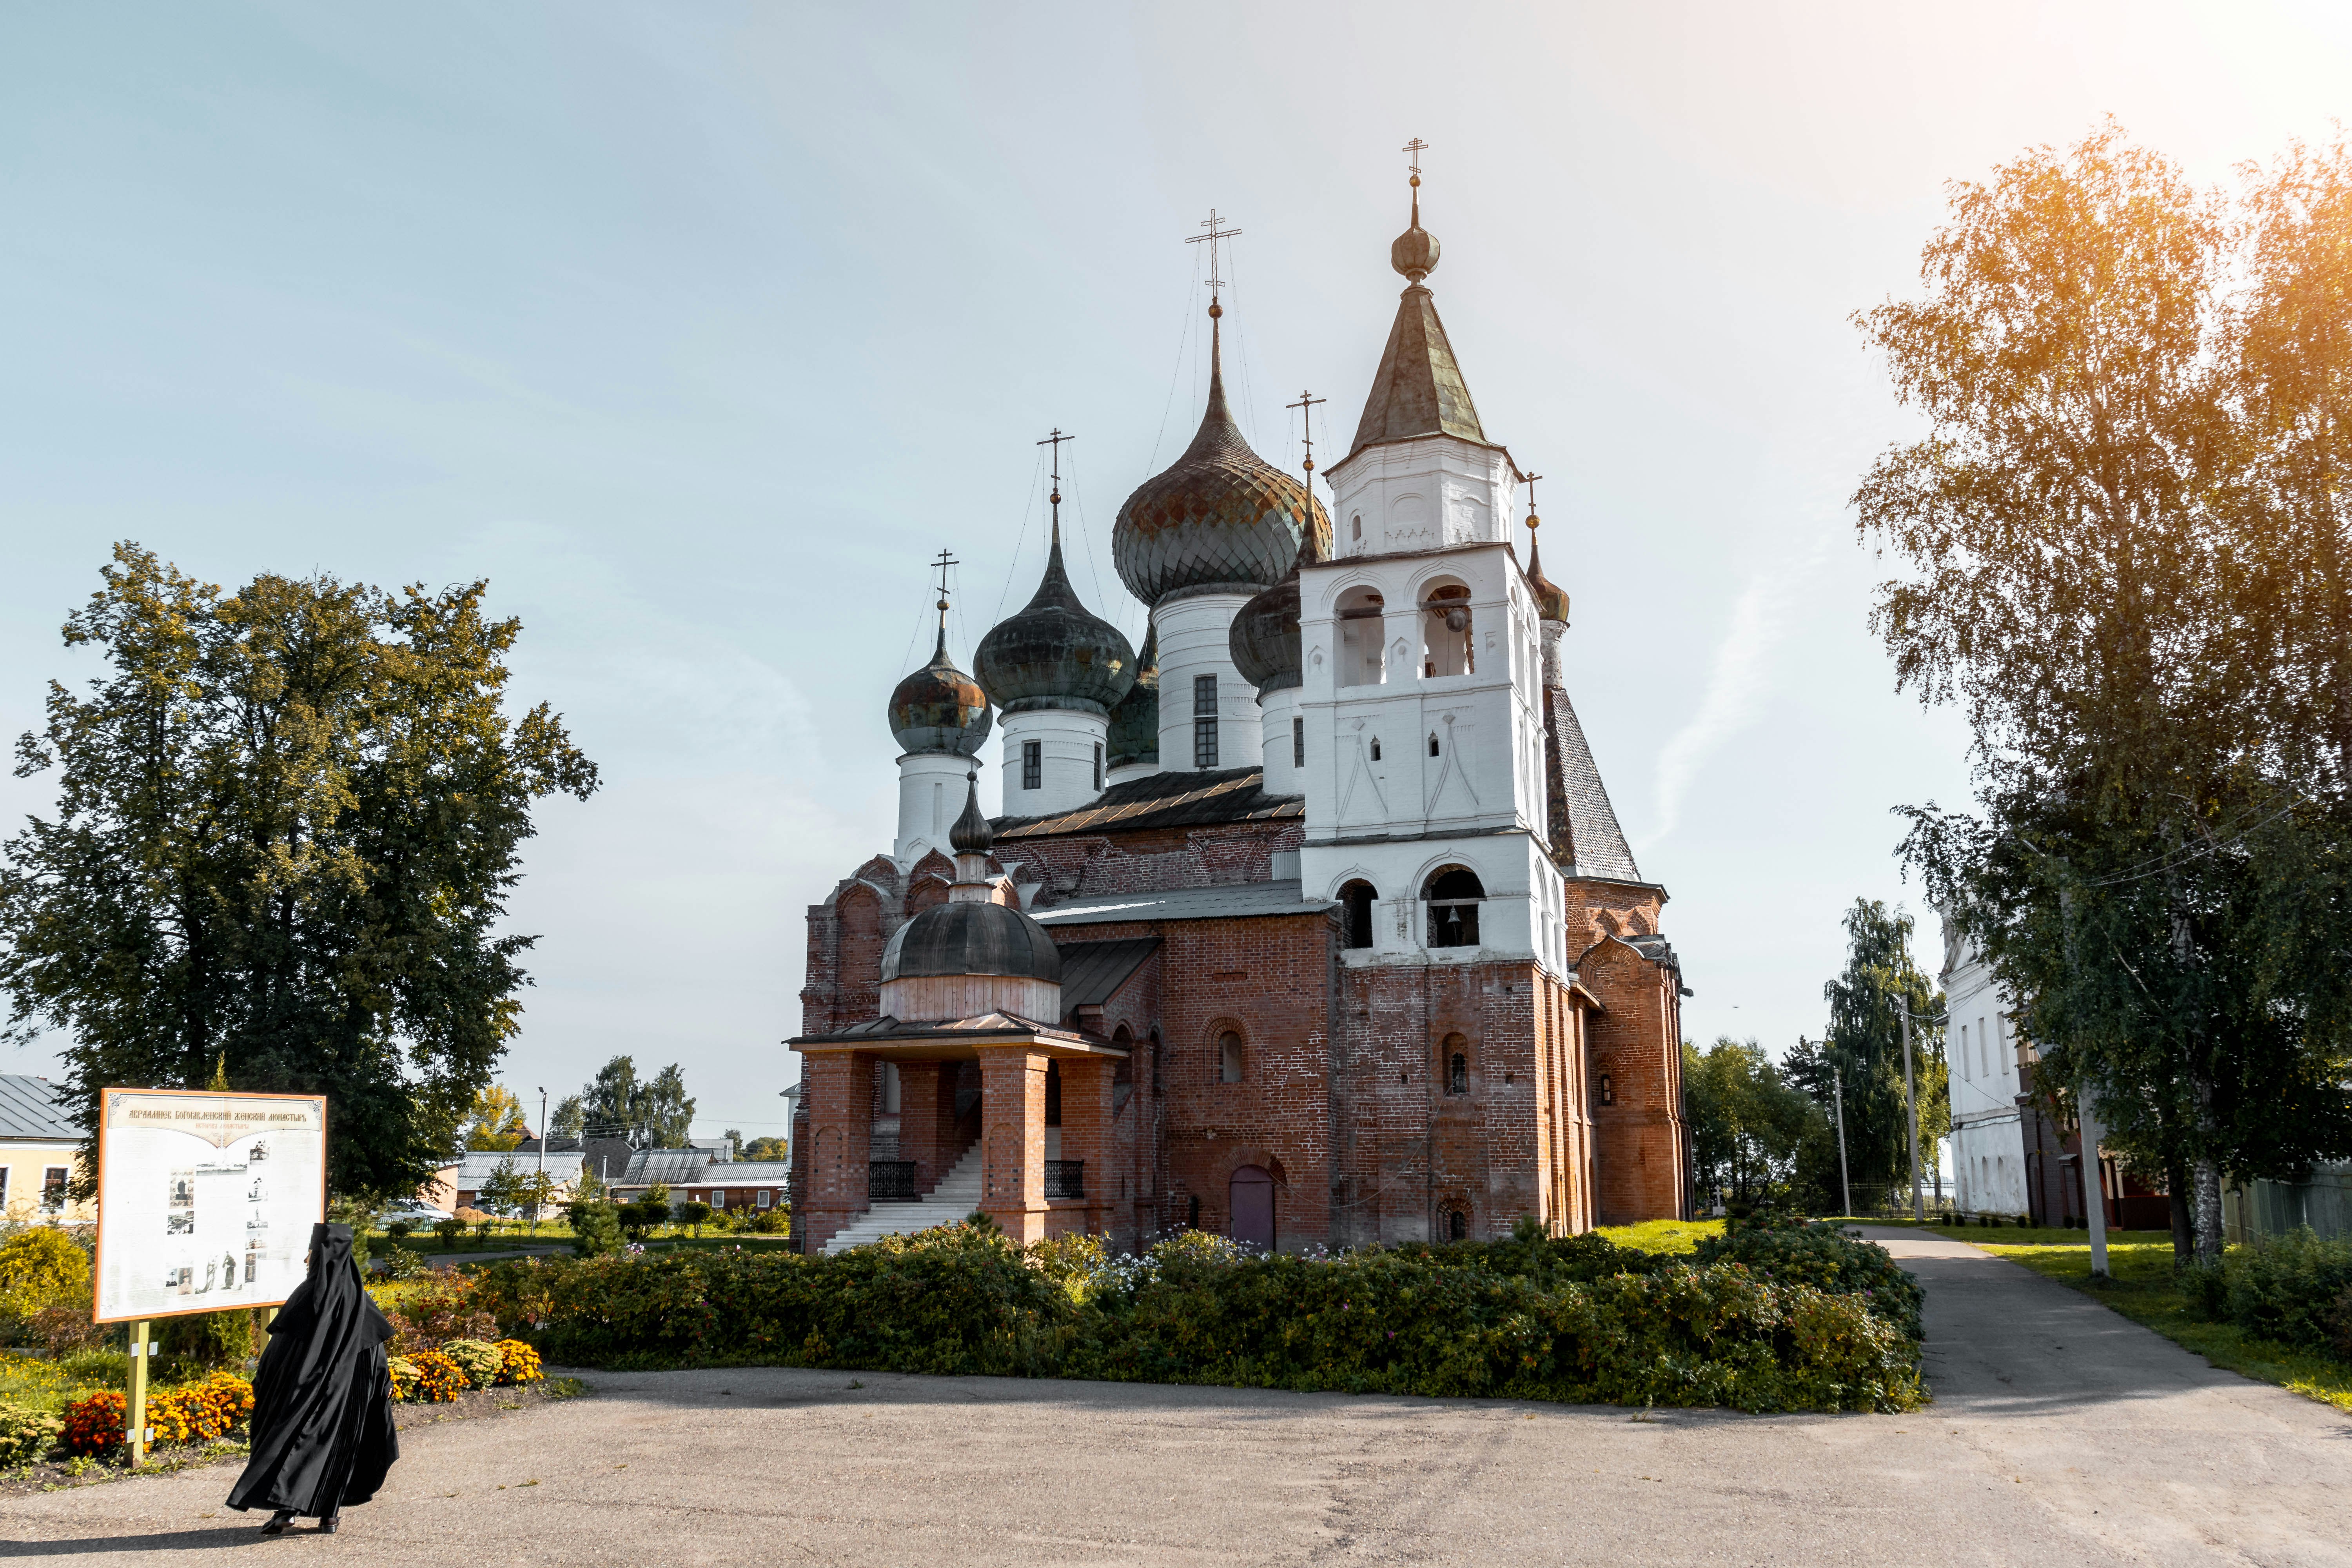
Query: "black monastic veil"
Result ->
[[227, 1222, 399, 1524]]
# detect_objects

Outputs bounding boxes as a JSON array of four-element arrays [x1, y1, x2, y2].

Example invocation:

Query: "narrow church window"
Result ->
[[1093, 742, 1103, 790], [1187, 1194, 1202, 1230], [1428, 733, 1440, 757], [1340, 880, 1377, 949], [1370, 738, 1382, 761], [1448, 1210, 1467, 1241], [1599, 1073, 1615, 1105], [1448, 1050, 1468, 1096], [1292, 716, 1305, 768], [1194, 675, 1218, 769], [1219, 1031, 1244, 1083], [1045, 1060, 1062, 1127], [1022, 740, 1042, 790], [1351, 513, 1362, 542]]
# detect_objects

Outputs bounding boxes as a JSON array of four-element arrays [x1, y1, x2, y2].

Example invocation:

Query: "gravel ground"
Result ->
[[2, 1230, 2343, 1565]]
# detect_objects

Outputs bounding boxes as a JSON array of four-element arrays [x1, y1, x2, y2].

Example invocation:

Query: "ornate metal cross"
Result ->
[[1403, 137, 1428, 176], [1188, 207, 1242, 295], [1035, 427, 1072, 485]]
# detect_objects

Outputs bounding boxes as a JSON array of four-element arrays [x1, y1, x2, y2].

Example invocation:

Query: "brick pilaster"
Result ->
[[977, 1046, 1048, 1243]]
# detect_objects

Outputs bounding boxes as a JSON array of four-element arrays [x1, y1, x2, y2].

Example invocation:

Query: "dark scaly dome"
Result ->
[[975, 506, 1137, 717], [888, 603, 993, 755], [1113, 303, 1330, 607], [1105, 620, 1160, 769], [880, 900, 1063, 985], [881, 774, 1063, 987]]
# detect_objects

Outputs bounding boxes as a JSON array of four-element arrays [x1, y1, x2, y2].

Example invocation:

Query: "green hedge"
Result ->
[[2214, 1228, 2352, 1351], [470, 1222, 1925, 1414]]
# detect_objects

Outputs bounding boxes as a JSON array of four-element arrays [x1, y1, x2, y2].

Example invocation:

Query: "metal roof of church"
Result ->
[[1543, 686, 1641, 884], [993, 766, 1301, 840], [1030, 880, 1330, 927], [1054, 936, 1161, 1020]]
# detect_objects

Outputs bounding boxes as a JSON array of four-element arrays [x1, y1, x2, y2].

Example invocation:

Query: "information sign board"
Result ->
[[93, 1088, 328, 1324]]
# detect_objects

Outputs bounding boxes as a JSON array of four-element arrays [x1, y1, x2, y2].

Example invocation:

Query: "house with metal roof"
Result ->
[[0, 1074, 94, 1223]]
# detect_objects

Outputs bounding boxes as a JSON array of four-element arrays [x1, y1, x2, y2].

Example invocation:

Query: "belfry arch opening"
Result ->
[[1339, 880, 1378, 949], [1337, 586, 1385, 688], [1421, 580, 1473, 677], [1425, 865, 1484, 948]]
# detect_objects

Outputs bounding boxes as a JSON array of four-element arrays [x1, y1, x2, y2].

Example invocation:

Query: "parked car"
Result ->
[[382, 1198, 453, 1223]]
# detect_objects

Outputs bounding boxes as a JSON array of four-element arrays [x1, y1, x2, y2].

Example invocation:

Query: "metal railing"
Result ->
[[1045, 1160, 1085, 1200], [867, 1161, 919, 1202]]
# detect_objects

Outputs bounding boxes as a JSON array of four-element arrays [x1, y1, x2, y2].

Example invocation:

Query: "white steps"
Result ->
[[820, 1145, 983, 1254]]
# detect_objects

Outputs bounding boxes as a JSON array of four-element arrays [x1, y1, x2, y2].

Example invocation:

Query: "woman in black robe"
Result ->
[[228, 1222, 400, 1534]]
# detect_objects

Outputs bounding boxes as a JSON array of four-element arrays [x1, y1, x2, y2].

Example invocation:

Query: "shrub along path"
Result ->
[[1, 1233, 2345, 1565]]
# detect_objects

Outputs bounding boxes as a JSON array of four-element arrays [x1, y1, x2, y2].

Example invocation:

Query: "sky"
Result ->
[[5, 2, 2351, 1148]]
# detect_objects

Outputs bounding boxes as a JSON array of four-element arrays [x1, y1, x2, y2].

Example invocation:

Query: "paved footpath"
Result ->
[[4, 1230, 2345, 1565]]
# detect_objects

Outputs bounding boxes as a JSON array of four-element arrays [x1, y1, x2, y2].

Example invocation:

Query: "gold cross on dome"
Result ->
[[1403, 138, 1428, 177], [1187, 207, 1242, 295]]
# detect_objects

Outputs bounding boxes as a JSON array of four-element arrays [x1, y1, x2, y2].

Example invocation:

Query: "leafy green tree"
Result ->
[[570, 1054, 695, 1147], [548, 1094, 586, 1139], [1857, 125, 2352, 1259], [466, 1085, 528, 1151], [478, 1156, 527, 1219], [740, 1136, 788, 1162], [1793, 902, 1944, 1196], [677, 1199, 713, 1236], [1682, 1038, 1824, 1206], [0, 546, 599, 1198]]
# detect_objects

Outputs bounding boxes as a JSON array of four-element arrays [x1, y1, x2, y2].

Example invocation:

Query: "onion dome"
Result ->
[[949, 771, 995, 854], [889, 602, 993, 756], [1525, 510, 1569, 624], [1105, 620, 1160, 769], [879, 900, 1063, 987], [1391, 172, 1441, 283], [974, 506, 1137, 717], [1113, 302, 1330, 607]]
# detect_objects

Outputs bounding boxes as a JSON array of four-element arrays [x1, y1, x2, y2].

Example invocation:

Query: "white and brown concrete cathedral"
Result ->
[[791, 169, 1690, 1253]]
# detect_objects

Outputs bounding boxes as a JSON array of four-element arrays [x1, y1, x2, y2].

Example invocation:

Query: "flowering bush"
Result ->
[[441, 1339, 503, 1388], [145, 1371, 254, 1443], [492, 1339, 543, 1385], [464, 1220, 1927, 1413], [388, 1349, 466, 1403], [0, 1402, 65, 1464], [61, 1389, 125, 1455], [376, 1276, 499, 1354]]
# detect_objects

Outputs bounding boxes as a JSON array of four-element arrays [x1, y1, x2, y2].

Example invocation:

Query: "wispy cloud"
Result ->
[[1646, 539, 1829, 846]]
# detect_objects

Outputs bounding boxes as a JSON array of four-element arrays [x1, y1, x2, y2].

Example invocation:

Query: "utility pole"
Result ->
[[536, 1087, 548, 1178], [2080, 1085, 2110, 1277], [1832, 1060, 1852, 1219], [1897, 1000, 1926, 1223]]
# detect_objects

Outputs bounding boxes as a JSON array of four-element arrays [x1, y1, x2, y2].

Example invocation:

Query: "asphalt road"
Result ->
[[4, 1230, 2345, 1565]]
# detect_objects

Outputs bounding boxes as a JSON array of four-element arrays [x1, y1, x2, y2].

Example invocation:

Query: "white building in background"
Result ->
[[1942, 926, 2031, 1216]]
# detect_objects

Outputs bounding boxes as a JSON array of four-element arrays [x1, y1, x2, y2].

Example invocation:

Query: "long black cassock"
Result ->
[[228, 1223, 399, 1518]]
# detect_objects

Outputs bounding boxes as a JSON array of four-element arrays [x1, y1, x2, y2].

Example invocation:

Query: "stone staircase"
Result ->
[[820, 1144, 983, 1254]]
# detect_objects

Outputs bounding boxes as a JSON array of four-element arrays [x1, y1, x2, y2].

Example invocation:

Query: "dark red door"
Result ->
[[1230, 1166, 1275, 1251]]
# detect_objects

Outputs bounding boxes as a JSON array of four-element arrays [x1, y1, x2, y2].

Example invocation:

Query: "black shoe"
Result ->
[[319, 1513, 339, 1535], [260, 1510, 297, 1536]]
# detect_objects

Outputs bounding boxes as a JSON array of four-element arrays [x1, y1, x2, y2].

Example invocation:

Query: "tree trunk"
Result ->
[[2193, 1155, 2225, 1263], [2166, 1154, 2195, 1269]]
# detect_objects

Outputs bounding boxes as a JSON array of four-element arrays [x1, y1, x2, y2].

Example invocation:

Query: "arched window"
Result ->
[[1421, 581, 1473, 677], [1112, 1026, 1133, 1113], [1151, 1033, 1163, 1094], [1044, 1060, 1062, 1127], [1339, 880, 1378, 950], [1338, 587, 1385, 687], [1448, 1209, 1467, 1241], [1370, 737, 1382, 761], [1598, 1073, 1615, 1105], [1219, 1031, 1244, 1083], [1446, 1039, 1468, 1096], [1428, 732, 1440, 757], [1425, 866, 1484, 948], [1350, 512, 1363, 543]]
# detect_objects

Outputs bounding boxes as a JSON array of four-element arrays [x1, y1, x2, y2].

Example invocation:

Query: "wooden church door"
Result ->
[[1230, 1166, 1275, 1250]]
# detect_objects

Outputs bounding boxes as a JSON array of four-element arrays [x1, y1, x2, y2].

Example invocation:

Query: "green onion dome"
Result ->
[[1105, 621, 1160, 768], [888, 613, 993, 756], [975, 528, 1137, 717], [1113, 307, 1328, 608]]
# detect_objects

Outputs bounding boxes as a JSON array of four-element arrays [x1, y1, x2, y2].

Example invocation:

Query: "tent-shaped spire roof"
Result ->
[[1347, 173, 1488, 459]]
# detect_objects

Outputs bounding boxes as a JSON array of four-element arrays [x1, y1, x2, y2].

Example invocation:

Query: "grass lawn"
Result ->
[[1870, 1225, 2352, 1414], [1594, 1218, 1725, 1253]]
